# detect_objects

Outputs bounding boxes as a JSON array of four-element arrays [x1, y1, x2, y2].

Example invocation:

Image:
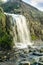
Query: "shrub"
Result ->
[[0, 32, 13, 50]]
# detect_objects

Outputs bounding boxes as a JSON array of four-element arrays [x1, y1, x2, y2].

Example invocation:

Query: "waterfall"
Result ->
[[5, 13, 33, 49]]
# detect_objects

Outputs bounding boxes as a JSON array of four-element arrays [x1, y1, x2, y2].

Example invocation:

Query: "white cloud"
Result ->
[[22, 0, 43, 11], [38, 7, 43, 11], [29, 0, 43, 11], [31, 0, 43, 5], [2, 0, 7, 2]]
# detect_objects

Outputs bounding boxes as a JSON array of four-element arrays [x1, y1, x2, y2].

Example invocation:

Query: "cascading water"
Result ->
[[5, 13, 33, 49]]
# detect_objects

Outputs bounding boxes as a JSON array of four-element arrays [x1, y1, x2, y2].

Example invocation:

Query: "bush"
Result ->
[[0, 32, 13, 50], [31, 34, 38, 40]]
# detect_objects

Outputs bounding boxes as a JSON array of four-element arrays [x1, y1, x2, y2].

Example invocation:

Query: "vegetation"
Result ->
[[0, 7, 13, 50]]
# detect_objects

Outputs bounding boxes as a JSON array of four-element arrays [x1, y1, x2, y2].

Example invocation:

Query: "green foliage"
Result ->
[[0, 33, 13, 50], [31, 34, 38, 40], [1, 2, 20, 12], [0, 7, 6, 29], [0, 7, 13, 50]]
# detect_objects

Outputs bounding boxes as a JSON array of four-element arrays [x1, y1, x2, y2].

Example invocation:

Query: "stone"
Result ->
[[19, 61, 30, 65]]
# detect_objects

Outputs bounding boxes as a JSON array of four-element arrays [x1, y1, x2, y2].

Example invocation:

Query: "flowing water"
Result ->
[[5, 13, 33, 48]]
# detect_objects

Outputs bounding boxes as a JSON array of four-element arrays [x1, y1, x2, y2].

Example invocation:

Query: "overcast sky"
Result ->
[[2, 0, 43, 11], [22, 0, 43, 11]]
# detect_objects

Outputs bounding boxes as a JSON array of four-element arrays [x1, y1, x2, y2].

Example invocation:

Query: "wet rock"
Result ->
[[39, 56, 43, 62], [19, 61, 30, 65], [38, 57, 43, 65], [32, 52, 43, 56], [38, 62, 43, 65]]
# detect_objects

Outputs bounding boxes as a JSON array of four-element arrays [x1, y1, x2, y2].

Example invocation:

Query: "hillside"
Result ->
[[0, 0, 43, 41]]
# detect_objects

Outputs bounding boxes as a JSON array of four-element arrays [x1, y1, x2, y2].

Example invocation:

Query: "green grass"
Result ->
[[31, 34, 38, 40]]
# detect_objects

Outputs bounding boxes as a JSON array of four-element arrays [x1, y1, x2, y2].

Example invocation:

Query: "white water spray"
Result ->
[[5, 13, 33, 49]]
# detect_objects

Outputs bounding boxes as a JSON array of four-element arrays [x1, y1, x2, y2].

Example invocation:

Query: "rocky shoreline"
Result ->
[[0, 45, 43, 65]]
